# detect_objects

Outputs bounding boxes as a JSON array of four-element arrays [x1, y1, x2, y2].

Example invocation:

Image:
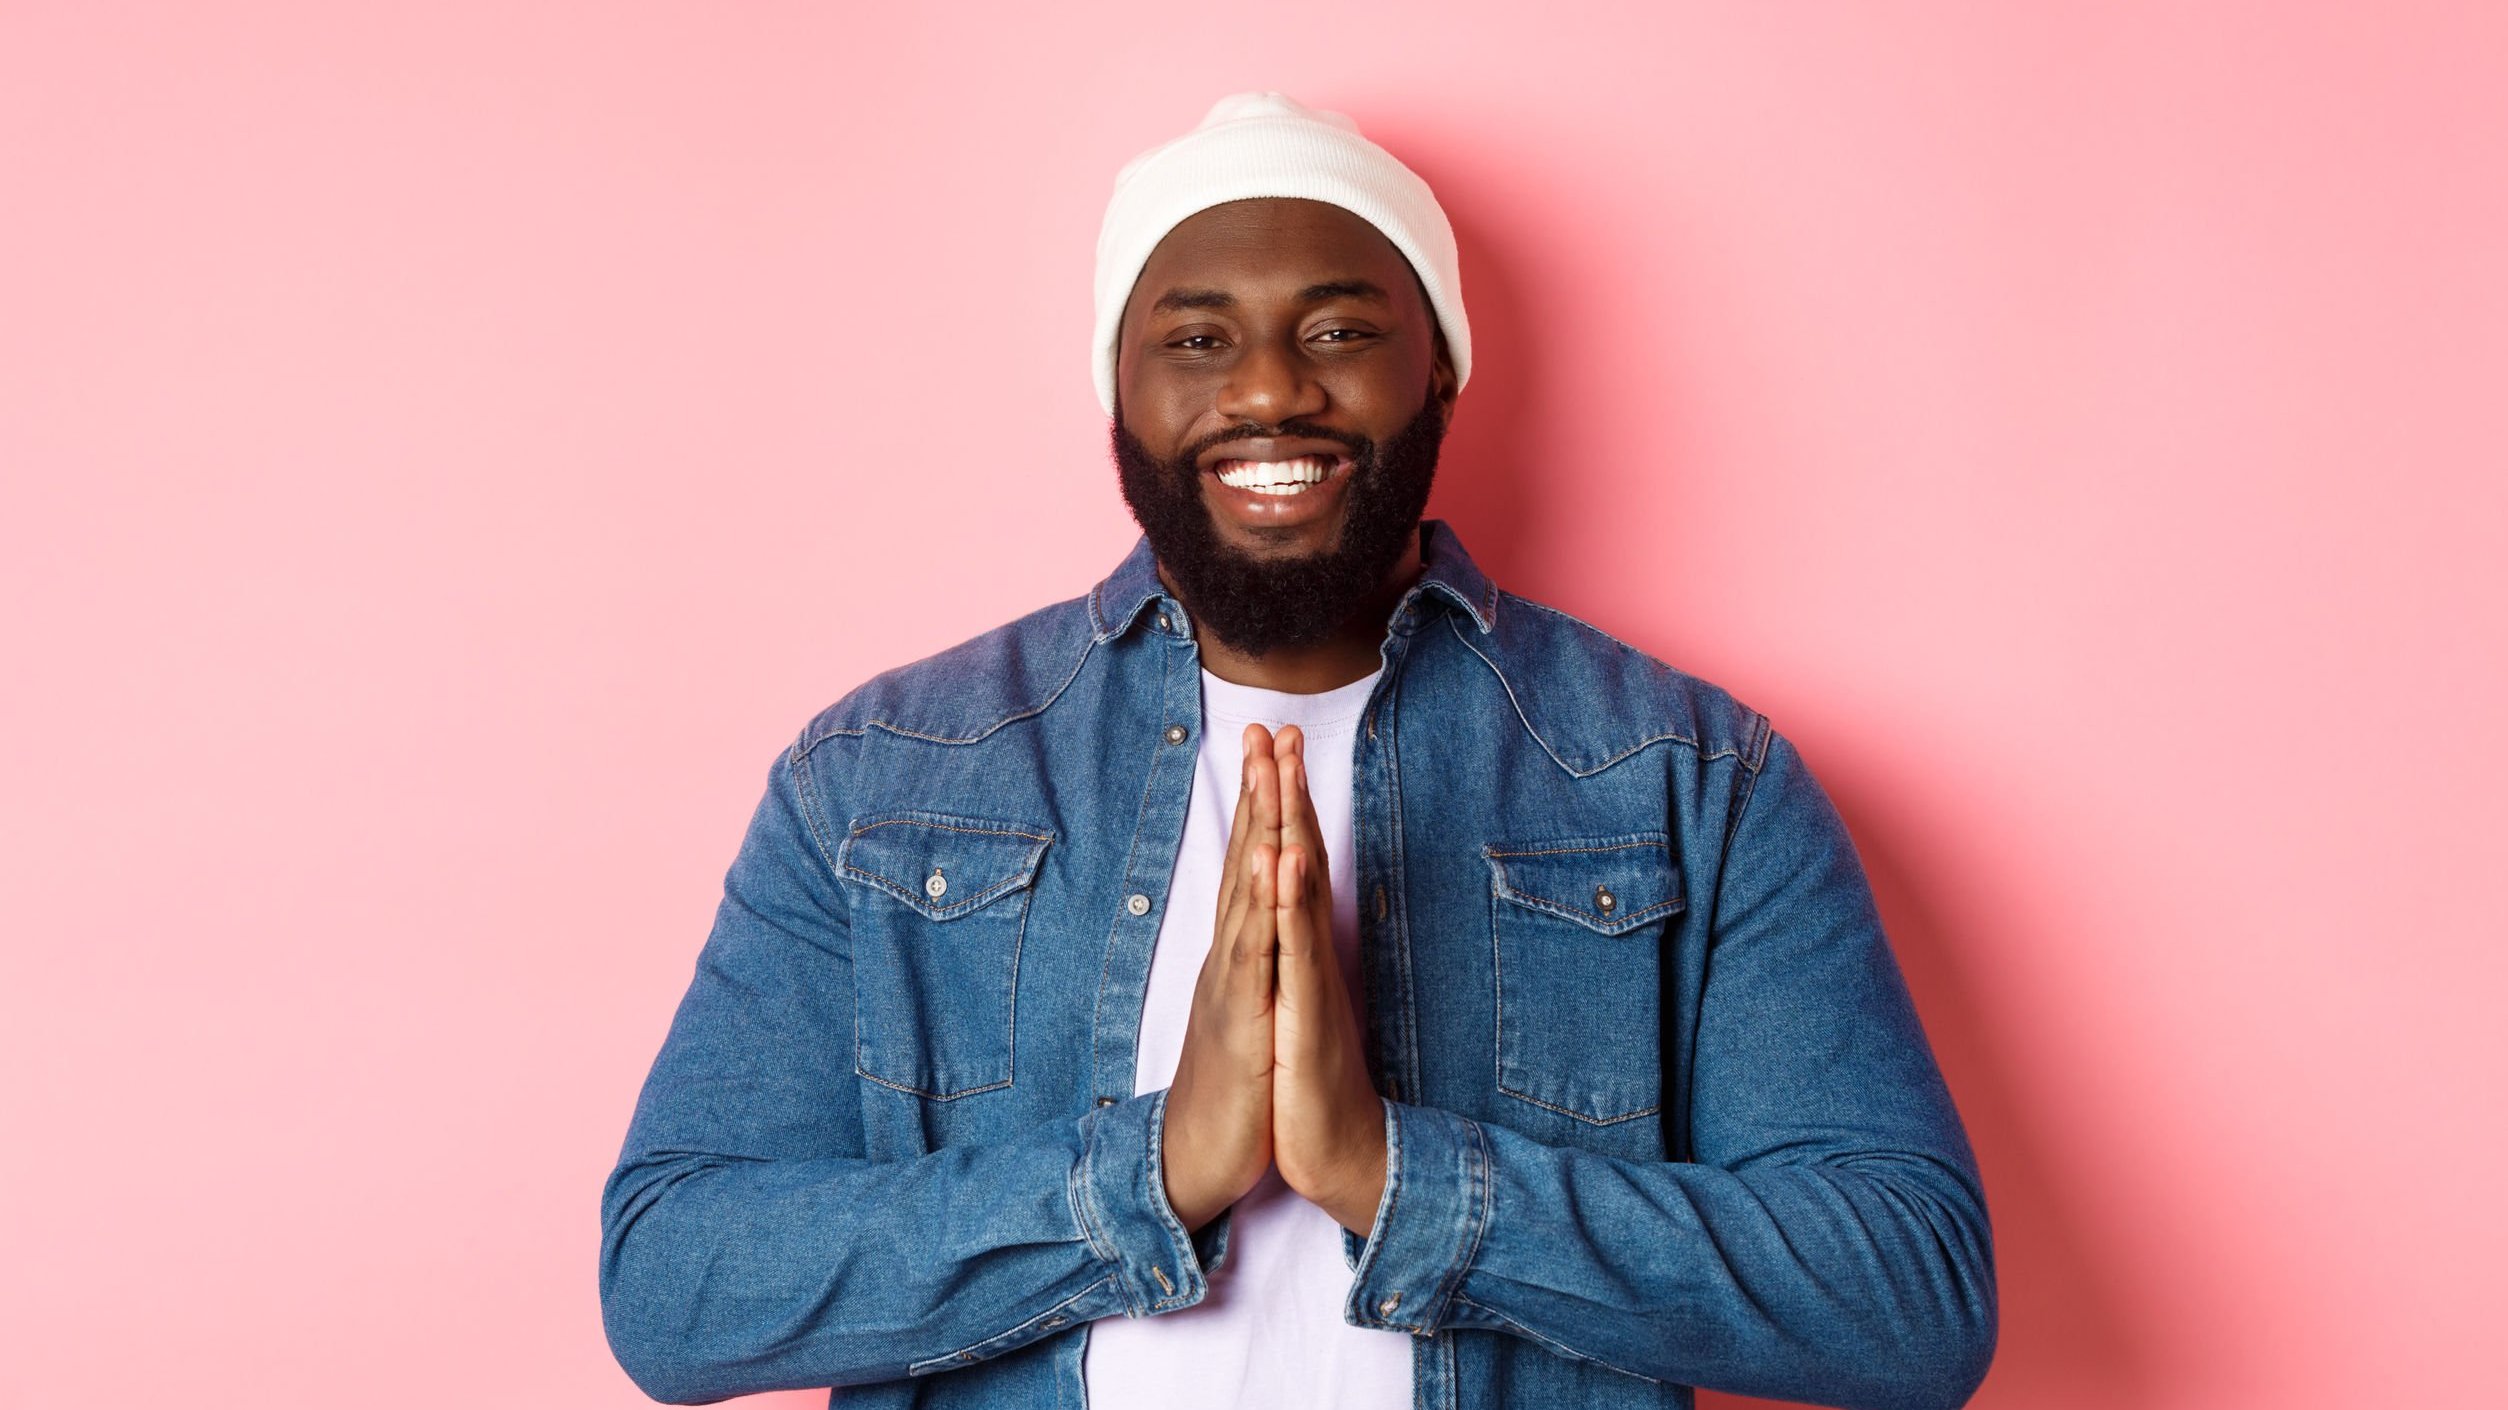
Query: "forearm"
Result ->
[[600, 1087, 1227, 1402], [1345, 1098, 1995, 1410]]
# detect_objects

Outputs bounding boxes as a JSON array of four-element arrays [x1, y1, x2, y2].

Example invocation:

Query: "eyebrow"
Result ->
[[1149, 278, 1392, 316]]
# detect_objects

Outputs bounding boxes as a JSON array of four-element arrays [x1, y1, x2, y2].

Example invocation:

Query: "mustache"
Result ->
[[1184, 419, 1369, 468]]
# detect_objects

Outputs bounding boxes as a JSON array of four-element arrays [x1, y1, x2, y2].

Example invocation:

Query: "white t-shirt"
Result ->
[[1083, 664, 1411, 1409]]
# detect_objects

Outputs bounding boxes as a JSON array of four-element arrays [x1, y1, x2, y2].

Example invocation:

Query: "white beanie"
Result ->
[[1091, 90, 1471, 418]]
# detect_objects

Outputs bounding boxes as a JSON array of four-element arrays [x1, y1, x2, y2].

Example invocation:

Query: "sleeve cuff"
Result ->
[[1070, 1088, 1224, 1317], [1344, 1098, 1491, 1336]]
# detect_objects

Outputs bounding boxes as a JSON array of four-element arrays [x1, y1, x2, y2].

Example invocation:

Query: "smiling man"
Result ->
[[601, 93, 1997, 1410]]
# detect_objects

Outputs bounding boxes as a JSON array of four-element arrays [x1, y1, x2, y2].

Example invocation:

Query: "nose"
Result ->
[[1214, 332, 1327, 427]]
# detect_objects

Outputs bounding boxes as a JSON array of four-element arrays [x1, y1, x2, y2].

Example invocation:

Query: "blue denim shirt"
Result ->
[[600, 519, 1996, 1410]]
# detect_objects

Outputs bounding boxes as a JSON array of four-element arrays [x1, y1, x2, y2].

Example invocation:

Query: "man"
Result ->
[[600, 91, 1996, 1410]]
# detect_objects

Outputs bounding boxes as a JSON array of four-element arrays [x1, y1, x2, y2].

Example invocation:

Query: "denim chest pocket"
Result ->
[[1485, 834, 1685, 1125], [836, 811, 1053, 1100]]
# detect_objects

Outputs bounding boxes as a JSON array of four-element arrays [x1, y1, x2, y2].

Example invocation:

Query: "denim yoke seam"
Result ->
[[794, 623, 1101, 756], [1445, 614, 1742, 780]]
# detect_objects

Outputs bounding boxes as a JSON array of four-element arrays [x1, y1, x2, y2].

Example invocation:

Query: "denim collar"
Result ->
[[1087, 518, 1500, 644]]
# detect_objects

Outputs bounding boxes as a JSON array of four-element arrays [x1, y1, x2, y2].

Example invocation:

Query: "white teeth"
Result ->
[[1215, 454, 1338, 490]]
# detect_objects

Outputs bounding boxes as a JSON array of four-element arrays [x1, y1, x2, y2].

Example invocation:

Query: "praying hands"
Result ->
[[1159, 723, 1389, 1237]]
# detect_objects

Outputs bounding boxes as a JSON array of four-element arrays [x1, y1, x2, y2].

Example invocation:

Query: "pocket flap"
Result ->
[[1485, 834, 1685, 935], [838, 811, 1054, 921]]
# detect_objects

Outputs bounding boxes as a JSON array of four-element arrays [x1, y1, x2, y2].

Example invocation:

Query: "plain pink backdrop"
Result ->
[[5, 3, 2503, 1407]]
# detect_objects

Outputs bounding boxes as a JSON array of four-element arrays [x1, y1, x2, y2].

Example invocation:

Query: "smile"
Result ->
[[1210, 453, 1354, 495]]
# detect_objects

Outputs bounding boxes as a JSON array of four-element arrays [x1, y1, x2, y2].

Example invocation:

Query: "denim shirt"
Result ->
[[600, 519, 1997, 1410]]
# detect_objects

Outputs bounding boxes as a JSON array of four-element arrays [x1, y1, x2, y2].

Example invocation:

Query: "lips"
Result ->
[[1202, 437, 1356, 505], [1195, 436, 1360, 476], [1212, 453, 1356, 494]]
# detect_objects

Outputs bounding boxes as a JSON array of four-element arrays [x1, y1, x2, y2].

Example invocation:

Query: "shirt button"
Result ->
[[924, 869, 947, 900], [1164, 612, 1182, 634], [1164, 724, 1188, 744], [1096, 1095, 1117, 1107], [1127, 892, 1152, 917], [1377, 1293, 1403, 1317], [1372, 885, 1387, 920], [1595, 884, 1617, 914]]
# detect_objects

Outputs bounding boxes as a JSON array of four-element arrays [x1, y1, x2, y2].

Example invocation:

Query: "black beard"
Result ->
[[1110, 382, 1446, 658]]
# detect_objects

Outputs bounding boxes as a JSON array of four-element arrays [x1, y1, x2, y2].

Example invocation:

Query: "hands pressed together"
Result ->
[[1161, 722, 1390, 1238]]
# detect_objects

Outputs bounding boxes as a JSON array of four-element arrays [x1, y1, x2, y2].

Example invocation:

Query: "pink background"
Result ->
[[5, 4, 2503, 1406]]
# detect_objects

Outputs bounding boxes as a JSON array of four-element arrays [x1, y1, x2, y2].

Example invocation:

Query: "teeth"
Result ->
[[1215, 454, 1338, 490]]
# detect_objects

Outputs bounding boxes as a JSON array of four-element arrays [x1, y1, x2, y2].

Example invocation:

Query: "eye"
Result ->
[[1312, 328, 1377, 344], [1168, 333, 1223, 351]]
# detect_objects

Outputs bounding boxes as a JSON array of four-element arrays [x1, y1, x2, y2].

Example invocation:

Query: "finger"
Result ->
[[1213, 735, 1259, 920], [1274, 846, 1329, 1013], [1246, 723, 1282, 857], [1275, 729, 1331, 896], [1232, 841, 1279, 1011]]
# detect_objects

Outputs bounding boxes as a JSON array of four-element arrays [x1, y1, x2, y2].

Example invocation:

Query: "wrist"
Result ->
[[1297, 1116, 1389, 1236]]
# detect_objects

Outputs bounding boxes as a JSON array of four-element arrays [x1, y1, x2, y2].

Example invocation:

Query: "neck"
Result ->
[[1160, 526, 1425, 692]]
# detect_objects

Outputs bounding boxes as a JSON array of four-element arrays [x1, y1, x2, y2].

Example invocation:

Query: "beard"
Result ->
[[1110, 379, 1447, 658]]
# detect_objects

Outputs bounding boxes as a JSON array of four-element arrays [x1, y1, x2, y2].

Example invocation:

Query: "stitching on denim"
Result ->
[[1380, 652, 1425, 1102], [1450, 601, 1769, 777], [1498, 886, 1684, 932], [1447, 1292, 1666, 1385], [1494, 1084, 1662, 1126], [1721, 721, 1775, 861], [1072, 1107, 1145, 1319], [1357, 1101, 1410, 1327], [1140, 1087, 1203, 1310], [1487, 849, 1663, 1125], [1089, 647, 1177, 1103], [1003, 865, 1027, 1095], [1069, 1108, 1115, 1264], [1423, 1118, 1493, 1330], [1486, 838, 1685, 928], [786, 746, 852, 914], [853, 1065, 1014, 1102], [1485, 837, 1665, 858], [1090, 575, 1166, 645], [908, 1273, 1117, 1377], [1506, 593, 1681, 679], [840, 857, 1040, 918], [840, 824, 1039, 1097], [799, 618, 1101, 755], [1445, 616, 1730, 778], [849, 816, 1054, 843], [837, 814, 1054, 920]]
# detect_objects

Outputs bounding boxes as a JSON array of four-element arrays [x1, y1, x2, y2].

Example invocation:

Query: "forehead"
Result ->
[[1131, 197, 1417, 306]]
